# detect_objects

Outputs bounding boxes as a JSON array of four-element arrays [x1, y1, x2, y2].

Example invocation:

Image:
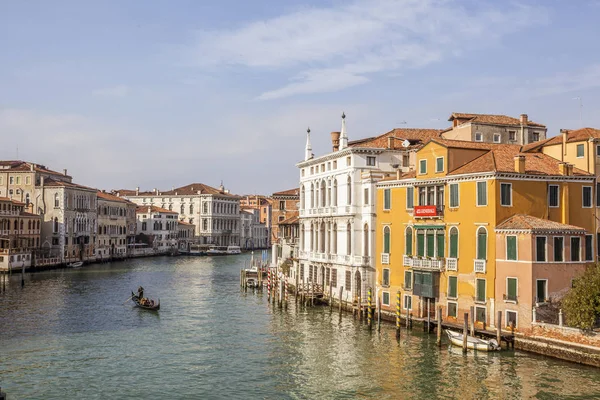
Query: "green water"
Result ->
[[1, 254, 599, 399]]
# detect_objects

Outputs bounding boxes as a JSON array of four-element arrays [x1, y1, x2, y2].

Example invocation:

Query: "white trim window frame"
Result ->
[[475, 132, 483, 142], [449, 183, 459, 208], [506, 235, 518, 261], [571, 236, 581, 262], [506, 310, 518, 329], [382, 291, 390, 306], [505, 276, 518, 303], [435, 157, 444, 173], [548, 185, 560, 208], [576, 143, 585, 158], [582, 186, 593, 208], [493, 133, 501, 143], [535, 235, 548, 262], [447, 301, 458, 318], [403, 294, 412, 310], [382, 267, 390, 287], [500, 183, 512, 207], [419, 159, 427, 175], [536, 279, 548, 304], [585, 234, 594, 261], [476, 181, 487, 207], [553, 236, 565, 262]]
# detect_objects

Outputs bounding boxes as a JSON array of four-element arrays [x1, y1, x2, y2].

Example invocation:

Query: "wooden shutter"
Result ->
[[477, 279, 486, 302], [507, 278, 517, 301], [417, 232, 424, 257], [477, 229, 487, 260], [426, 232, 435, 257], [405, 229, 412, 256], [507, 236, 517, 260], [450, 229, 458, 258], [449, 276, 457, 298], [436, 232, 444, 258], [384, 228, 390, 253]]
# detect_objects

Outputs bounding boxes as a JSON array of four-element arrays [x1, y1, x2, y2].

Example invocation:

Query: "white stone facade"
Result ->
[[240, 209, 269, 250], [135, 206, 179, 253]]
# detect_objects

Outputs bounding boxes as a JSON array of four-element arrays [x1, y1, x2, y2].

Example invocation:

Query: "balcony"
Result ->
[[353, 255, 371, 266], [381, 253, 389, 265], [446, 258, 458, 271], [403, 255, 412, 267], [403, 255, 445, 271], [474, 259, 486, 273]]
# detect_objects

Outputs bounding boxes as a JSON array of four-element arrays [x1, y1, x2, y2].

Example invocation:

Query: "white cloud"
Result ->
[[92, 85, 130, 97], [185, 0, 548, 99]]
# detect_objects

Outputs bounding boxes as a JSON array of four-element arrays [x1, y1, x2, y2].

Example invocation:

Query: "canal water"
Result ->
[[1, 254, 600, 399]]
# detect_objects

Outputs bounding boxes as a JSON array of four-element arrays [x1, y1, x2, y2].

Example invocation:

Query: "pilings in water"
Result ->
[[497, 311, 502, 348], [463, 312, 469, 353], [367, 287, 373, 330], [338, 286, 343, 315], [436, 306, 442, 347], [396, 291, 401, 340], [469, 306, 475, 337], [377, 297, 381, 332]]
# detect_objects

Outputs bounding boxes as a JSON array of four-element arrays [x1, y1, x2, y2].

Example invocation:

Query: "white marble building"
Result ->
[[297, 114, 441, 305], [240, 208, 269, 250], [135, 206, 178, 253]]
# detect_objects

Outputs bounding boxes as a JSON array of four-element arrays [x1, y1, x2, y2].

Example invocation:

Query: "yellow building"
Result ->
[[375, 138, 595, 330]]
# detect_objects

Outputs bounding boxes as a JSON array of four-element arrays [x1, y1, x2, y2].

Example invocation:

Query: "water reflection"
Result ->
[[1, 255, 599, 399]]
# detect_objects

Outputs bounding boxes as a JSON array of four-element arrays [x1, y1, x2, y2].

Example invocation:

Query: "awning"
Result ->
[[413, 225, 445, 230]]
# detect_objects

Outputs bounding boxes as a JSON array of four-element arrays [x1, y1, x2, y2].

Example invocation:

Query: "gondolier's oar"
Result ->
[[122, 294, 135, 305]]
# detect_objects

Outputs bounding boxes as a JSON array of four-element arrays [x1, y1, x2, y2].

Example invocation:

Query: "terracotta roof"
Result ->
[[448, 113, 546, 128], [429, 138, 501, 150], [116, 183, 239, 198], [0, 197, 25, 205], [496, 214, 585, 232], [43, 178, 96, 191], [178, 220, 194, 226], [520, 137, 554, 153], [272, 188, 299, 197], [349, 128, 443, 149], [379, 170, 417, 182], [135, 205, 177, 214], [97, 191, 131, 203], [279, 213, 299, 225], [543, 128, 600, 146], [449, 148, 590, 176], [0, 160, 72, 178]]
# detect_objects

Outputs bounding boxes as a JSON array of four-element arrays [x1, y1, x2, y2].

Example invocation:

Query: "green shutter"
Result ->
[[405, 229, 413, 255], [406, 187, 414, 209], [436, 157, 443, 172], [384, 189, 391, 210], [450, 230, 458, 258], [477, 279, 486, 302], [417, 232, 424, 257], [436, 232, 444, 257], [477, 230, 487, 260], [507, 236, 517, 260], [450, 184, 458, 207], [405, 271, 412, 289], [384, 228, 390, 254], [507, 278, 517, 301], [477, 182, 487, 206], [426, 232, 435, 257], [448, 276, 457, 298]]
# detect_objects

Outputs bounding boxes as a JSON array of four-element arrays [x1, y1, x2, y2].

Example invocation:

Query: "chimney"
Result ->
[[567, 163, 574, 176], [396, 169, 401, 180], [154, 188, 158, 195], [135, 187, 139, 196], [30, 164, 34, 171], [558, 162, 568, 176], [63, 169, 68, 176], [40, 176, 44, 187], [388, 136, 395, 149], [330, 131, 341, 152], [520, 114, 528, 125], [147, 206, 151, 213], [561, 129, 569, 158], [514, 155, 526, 173]]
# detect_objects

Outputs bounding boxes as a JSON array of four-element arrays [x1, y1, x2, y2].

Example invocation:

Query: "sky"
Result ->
[[1, 0, 600, 195]]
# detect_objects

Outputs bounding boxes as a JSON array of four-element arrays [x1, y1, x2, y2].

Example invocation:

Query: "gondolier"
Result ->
[[137, 286, 144, 299]]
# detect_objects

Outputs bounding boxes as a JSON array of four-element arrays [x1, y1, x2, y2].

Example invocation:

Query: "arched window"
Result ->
[[13, 220, 18, 230], [347, 176, 352, 205], [333, 180, 338, 207], [25, 193, 30, 206], [181, 204, 185, 214], [310, 183, 315, 208], [169, 204, 172, 211], [332, 223, 337, 254], [477, 227, 487, 260], [327, 180, 332, 206], [53, 217, 59, 233], [203, 202, 208, 214], [28, 220, 31, 229], [54, 193, 59, 208], [449, 227, 459, 258], [320, 223, 325, 252], [363, 223, 369, 256], [300, 185, 305, 209], [203, 219, 208, 231], [20, 220, 23, 230], [320, 181, 326, 207], [190, 204, 194, 214], [383, 226, 391, 254], [347, 223, 352, 255]]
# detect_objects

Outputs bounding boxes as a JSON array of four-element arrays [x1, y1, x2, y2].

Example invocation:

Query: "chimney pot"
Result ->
[[520, 114, 528, 125], [514, 155, 526, 173], [396, 169, 401, 180], [330, 131, 341, 152], [388, 136, 395, 149], [135, 187, 139, 196], [63, 168, 68, 176]]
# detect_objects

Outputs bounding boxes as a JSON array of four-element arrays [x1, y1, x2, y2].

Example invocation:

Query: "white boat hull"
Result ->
[[446, 329, 500, 351]]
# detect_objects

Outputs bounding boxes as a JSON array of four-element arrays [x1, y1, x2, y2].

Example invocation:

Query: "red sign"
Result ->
[[414, 205, 438, 217]]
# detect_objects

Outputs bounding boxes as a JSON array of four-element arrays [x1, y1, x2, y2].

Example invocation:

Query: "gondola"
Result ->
[[131, 291, 160, 311]]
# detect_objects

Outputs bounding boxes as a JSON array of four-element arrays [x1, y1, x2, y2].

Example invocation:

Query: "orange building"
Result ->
[[271, 188, 299, 243]]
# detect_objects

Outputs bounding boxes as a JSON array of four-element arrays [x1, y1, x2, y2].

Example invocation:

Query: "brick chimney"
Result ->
[[514, 155, 526, 173], [520, 114, 528, 125], [560, 129, 569, 158], [330, 131, 340, 152], [388, 136, 395, 149]]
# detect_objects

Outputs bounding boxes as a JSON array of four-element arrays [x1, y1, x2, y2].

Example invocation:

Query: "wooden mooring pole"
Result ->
[[329, 278, 333, 311], [426, 298, 431, 333], [497, 311, 502, 348], [469, 306, 475, 336], [338, 286, 343, 314], [436, 306, 442, 347], [377, 297, 381, 332], [463, 312, 469, 353], [396, 291, 401, 340], [367, 288, 372, 330]]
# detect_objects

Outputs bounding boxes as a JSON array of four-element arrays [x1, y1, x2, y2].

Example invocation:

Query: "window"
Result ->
[[549, 185, 559, 207], [279, 200, 285, 210], [476, 307, 486, 323], [597, 183, 600, 207], [536, 236, 547, 262], [333, 161, 337, 169], [448, 276, 457, 299], [506, 277, 517, 302], [585, 235, 593, 261], [449, 184, 459, 208], [426, 230, 435, 257], [9, 176, 14, 184], [509, 131, 516, 141], [532, 132, 540, 142], [364, 188, 369, 205], [404, 270, 412, 290], [383, 189, 391, 210], [321, 164, 325, 172], [577, 144, 584, 158], [506, 235, 517, 260], [383, 226, 391, 254], [278, 216, 285, 222], [506, 311, 517, 328], [366, 156, 376, 166], [417, 230, 425, 257], [571, 237, 581, 261], [476, 279, 486, 302], [382, 292, 390, 306], [419, 159, 427, 174], [406, 187, 414, 209], [346, 223, 352, 255], [500, 183, 512, 206], [554, 237, 564, 261], [436, 231, 444, 258], [302, 169, 305, 177], [493, 133, 501, 143], [345, 271, 352, 291], [404, 294, 412, 310], [405, 227, 412, 256], [25, 176, 31, 185], [476, 227, 487, 260], [331, 269, 337, 287], [54, 193, 60, 208], [346, 156, 351, 166], [346, 177, 352, 205], [583, 186, 592, 208], [435, 157, 444, 172], [447, 302, 458, 318], [402, 154, 410, 167], [477, 181, 487, 206], [536, 280, 547, 303], [449, 227, 458, 258], [142, 222, 147, 231], [475, 132, 482, 142], [382, 268, 390, 286]]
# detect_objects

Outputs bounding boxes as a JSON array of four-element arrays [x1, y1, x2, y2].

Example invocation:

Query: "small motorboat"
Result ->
[[446, 329, 500, 351], [66, 261, 83, 268], [246, 278, 258, 288], [131, 292, 160, 311]]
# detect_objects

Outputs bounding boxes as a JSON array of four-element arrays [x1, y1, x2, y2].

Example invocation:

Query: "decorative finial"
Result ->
[[342, 112, 345, 120], [307, 127, 310, 134]]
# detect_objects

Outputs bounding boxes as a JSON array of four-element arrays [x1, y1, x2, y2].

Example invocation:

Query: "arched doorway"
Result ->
[[355, 270, 362, 301]]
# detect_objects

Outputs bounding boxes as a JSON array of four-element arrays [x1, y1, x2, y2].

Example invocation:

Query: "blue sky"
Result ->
[[1, 0, 600, 194]]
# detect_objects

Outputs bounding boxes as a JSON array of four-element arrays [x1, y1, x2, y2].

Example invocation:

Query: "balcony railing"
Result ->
[[474, 259, 486, 273], [446, 258, 458, 271], [403, 255, 413, 267], [381, 253, 390, 265], [403, 255, 445, 271]]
